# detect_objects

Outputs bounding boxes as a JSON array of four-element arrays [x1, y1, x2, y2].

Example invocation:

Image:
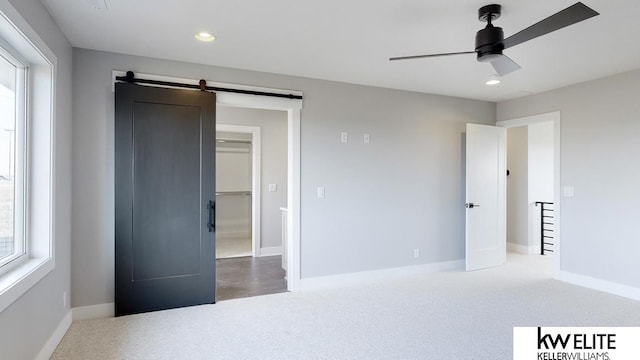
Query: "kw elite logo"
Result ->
[[537, 327, 614, 359], [514, 327, 640, 360]]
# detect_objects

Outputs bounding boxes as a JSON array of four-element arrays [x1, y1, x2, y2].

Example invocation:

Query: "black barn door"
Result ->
[[115, 83, 216, 316]]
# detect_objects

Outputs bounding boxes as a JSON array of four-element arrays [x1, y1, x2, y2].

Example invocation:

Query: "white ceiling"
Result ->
[[41, 0, 640, 102]]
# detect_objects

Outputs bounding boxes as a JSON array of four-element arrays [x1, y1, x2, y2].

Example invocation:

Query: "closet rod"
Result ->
[[216, 191, 252, 196], [116, 71, 303, 100], [216, 139, 252, 144]]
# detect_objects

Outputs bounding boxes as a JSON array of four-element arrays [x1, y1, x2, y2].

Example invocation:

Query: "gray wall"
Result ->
[[217, 106, 288, 249], [72, 48, 495, 307], [528, 122, 554, 204], [498, 69, 640, 288], [507, 126, 528, 246], [0, 0, 72, 359], [528, 121, 554, 252]]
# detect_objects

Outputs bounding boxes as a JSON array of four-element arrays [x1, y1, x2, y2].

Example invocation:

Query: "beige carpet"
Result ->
[[52, 254, 640, 359]]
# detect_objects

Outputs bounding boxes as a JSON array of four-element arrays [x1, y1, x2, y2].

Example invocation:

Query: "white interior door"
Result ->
[[465, 123, 506, 271]]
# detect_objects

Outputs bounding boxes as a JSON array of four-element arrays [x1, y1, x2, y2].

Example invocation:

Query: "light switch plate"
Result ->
[[317, 186, 325, 199], [268, 184, 277, 192], [364, 133, 370, 144]]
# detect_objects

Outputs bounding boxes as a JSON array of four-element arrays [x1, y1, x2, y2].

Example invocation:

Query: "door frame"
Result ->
[[216, 124, 262, 258], [496, 111, 561, 278], [112, 71, 303, 291]]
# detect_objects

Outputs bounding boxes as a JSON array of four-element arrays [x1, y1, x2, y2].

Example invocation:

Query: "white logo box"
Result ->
[[514, 327, 640, 360]]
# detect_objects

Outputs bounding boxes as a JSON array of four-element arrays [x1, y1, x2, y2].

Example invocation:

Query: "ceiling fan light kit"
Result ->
[[391, 2, 599, 77]]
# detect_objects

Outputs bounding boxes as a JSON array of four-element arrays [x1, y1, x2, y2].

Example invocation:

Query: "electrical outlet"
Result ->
[[413, 248, 420, 258], [268, 184, 277, 192], [317, 186, 325, 199], [341, 132, 348, 143]]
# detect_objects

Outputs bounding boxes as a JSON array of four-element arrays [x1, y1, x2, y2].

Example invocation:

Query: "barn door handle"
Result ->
[[465, 202, 480, 209], [207, 200, 215, 232]]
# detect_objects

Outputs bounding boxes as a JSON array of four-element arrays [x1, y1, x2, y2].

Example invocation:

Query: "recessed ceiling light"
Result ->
[[195, 32, 215, 42], [485, 75, 501, 85]]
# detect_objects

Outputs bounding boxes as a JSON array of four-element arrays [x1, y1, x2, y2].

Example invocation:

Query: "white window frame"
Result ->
[[0, 43, 28, 273], [0, 1, 56, 313]]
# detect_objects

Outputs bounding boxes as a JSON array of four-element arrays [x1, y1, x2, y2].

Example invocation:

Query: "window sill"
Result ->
[[0, 256, 54, 312]]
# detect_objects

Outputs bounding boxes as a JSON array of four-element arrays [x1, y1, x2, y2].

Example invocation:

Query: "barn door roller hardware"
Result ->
[[116, 71, 303, 100]]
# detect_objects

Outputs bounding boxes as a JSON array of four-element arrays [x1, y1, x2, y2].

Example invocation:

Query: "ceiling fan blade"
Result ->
[[502, 2, 599, 49], [490, 54, 521, 76], [389, 51, 475, 61]]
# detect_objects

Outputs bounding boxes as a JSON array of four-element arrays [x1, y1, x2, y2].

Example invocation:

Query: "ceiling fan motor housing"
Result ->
[[476, 4, 504, 62], [475, 25, 504, 62]]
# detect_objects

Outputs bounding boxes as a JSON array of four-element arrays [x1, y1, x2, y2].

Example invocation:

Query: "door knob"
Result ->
[[465, 202, 480, 209]]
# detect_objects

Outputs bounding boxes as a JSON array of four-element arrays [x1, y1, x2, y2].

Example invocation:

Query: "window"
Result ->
[[0, 48, 26, 271], [0, 2, 56, 313]]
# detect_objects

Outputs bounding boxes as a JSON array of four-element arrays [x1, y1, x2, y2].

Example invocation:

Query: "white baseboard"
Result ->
[[259, 246, 282, 257], [72, 302, 114, 321], [557, 270, 640, 301], [507, 242, 540, 255], [35, 310, 72, 360], [300, 259, 464, 291]]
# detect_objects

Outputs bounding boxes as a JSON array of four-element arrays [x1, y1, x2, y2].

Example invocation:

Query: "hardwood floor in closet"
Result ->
[[216, 255, 287, 301]]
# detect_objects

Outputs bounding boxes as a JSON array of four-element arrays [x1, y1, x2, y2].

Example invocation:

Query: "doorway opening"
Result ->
[[215, 108, 289, 301], [499, 112, 560, 275], [215, 125, 259, 258]]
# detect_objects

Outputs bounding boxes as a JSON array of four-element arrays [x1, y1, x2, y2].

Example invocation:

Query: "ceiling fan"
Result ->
[[390, 2, 599, 76]]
